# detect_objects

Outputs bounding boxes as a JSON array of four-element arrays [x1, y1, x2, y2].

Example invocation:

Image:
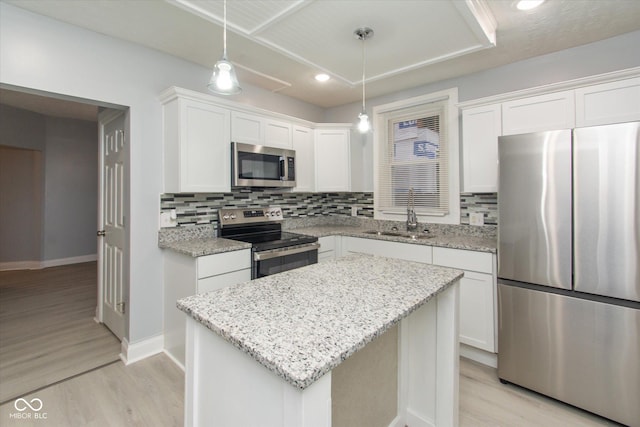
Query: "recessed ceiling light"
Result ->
[[516, 0, 545, 10], [315, 73, 330, 82]]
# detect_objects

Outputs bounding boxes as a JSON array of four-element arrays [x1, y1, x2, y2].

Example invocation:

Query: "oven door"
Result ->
[[253, 242, 319, 279]]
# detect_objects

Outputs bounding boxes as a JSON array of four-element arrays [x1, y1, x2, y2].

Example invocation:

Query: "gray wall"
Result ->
[[325, 30, 640, 191], [0, 104, 98, 264], [0, 146, 43, 263], [42, 117, 98, 261]]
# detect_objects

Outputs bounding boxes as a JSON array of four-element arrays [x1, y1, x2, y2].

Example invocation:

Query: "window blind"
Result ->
[[377, 99, 449, 216]]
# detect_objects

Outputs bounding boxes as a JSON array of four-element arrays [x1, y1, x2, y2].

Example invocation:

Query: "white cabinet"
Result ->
[[231, 112, 293, 148], [461, 104, 501, 193], [164, 249, 251, 367], [292, 125, 315, 192], [342, 237, 433, 264], [317, 236, 337, 263], [315, 128, 351, 191], [502, 90, 575, 135], [231, 111, 263, 145], [264, 119, 293, 149], [163, 97, 231, 193], [575, 77, 640, 127], [432, 247, 496, 353]]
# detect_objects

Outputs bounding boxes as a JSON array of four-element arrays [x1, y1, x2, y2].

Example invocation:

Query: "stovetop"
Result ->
[[218, 207, 317, 251]]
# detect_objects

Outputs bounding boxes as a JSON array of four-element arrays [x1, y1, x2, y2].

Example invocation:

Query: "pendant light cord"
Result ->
[[223, 0, 228, 58], [361, 34, 366, 111]]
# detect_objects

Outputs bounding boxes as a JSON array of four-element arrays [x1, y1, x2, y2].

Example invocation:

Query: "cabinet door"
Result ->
[[178, 99, 231, 192], [461, 104, 501, 192], [264, 119, 292, 149], [231, 111, 263, 145], [292, 125, 315, 192], [575, 77, 640, 127], [315, 129, 350, 191], [459, 271, 495, 352], [502, 90, 575, 136]]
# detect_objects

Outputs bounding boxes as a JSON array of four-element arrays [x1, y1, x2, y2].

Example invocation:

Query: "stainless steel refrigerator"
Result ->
[[497, 121, 640, 427]]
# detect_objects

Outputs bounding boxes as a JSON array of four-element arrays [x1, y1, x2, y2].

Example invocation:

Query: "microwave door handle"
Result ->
[[279, 156, 285, 180]]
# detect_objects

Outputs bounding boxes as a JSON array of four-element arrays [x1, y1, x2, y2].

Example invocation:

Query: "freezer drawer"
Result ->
[[498, 283, 640, 427]]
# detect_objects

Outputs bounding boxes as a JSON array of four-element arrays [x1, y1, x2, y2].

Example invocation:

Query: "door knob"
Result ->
[[97, 230, 106, 236]]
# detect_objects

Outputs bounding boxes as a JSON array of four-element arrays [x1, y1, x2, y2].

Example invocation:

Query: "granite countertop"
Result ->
[[177, 253, 463, 390], [159, 224, 496, 257], [292, 225, 497, 253], [159, 237, 251, 257]]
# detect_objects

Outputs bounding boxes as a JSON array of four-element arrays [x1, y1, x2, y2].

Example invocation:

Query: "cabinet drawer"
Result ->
[[318, 236, 335, 252], [432, 247, 492, 273], [198, 269, 251, 294], [197, 249, 251, 279]]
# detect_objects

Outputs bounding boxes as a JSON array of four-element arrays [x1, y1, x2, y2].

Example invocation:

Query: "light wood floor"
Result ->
[[0, 353, 621, 427], [0, 262, 120, 403]]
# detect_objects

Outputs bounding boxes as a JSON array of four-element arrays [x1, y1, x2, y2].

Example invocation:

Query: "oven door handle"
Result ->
[[254, 242, 320, 261]]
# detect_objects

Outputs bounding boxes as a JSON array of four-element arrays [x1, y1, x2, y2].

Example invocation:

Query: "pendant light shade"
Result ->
[[208, 0, 241, 95], [354, 27, 373, 133]]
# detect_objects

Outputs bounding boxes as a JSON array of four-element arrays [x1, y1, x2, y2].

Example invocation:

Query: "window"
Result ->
[[373, 89, 460, 224]]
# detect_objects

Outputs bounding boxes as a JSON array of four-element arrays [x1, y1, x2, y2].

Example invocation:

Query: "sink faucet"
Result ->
[[407, 187, 418, 232]]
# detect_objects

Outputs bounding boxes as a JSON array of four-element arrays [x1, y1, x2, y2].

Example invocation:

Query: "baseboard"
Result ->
[[460, 343, 497, 368], [120, 334, 164, 365], [163, 349, 186, 372], [0, 254, 98, 271], [40, 254, 98, 268], [0, 260, 42, 271]]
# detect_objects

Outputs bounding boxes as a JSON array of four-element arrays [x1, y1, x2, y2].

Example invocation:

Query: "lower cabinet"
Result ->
[[164, 249, 251, 367], [432, 247, 497, 354]]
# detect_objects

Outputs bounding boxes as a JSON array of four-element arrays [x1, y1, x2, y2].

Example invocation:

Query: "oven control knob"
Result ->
[[230, 214, 237, 220], [223, 214, 230, 220]]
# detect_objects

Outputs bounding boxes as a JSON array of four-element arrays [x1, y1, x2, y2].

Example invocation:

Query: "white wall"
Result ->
[[325, 30, 640, 191], [0, 3, 324, 344]]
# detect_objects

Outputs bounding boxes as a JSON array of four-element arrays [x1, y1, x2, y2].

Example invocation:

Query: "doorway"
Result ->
[[0, 87, 130, 402]]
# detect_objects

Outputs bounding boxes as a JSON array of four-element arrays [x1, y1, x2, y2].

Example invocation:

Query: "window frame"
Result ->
[[373, 88, 460, 224]]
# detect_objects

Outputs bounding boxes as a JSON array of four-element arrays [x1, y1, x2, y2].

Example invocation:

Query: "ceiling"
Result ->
[[2, 0, 640, 113]]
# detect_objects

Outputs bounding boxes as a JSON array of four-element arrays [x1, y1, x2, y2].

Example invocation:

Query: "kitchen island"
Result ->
[[177, 253, 463, 427]]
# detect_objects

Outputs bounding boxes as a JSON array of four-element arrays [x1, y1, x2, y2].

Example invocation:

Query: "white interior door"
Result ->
[[98, 110, 127, 340]]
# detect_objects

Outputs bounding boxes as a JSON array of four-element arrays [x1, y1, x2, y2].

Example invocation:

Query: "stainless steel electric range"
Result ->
[[218, 207, 319, 279]]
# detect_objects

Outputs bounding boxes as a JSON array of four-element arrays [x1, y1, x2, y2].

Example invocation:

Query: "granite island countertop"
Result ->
[[177, 253, 463, 390]]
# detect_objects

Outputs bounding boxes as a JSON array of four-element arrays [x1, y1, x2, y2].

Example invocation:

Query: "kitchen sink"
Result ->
[[362, 230, 434, 240]]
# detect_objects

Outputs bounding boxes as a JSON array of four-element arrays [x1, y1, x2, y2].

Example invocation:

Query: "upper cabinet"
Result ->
[[575, 77, 640, 127], [460, 74, 640, 194], [315, 128, 351, 191], [231, 112, 293, 149], [163, 96, 231, 193], [461, 104, 501, 193], [292, 125, 315, 192], [501, 90, 575, 136], [231, 111, 263, 145]]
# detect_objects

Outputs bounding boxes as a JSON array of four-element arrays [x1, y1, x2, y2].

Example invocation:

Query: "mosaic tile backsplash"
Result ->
[[160, 189, 497, 229]]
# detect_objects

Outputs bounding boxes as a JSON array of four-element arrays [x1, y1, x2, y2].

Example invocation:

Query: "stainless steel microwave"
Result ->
[[231, 142, 296, 188]]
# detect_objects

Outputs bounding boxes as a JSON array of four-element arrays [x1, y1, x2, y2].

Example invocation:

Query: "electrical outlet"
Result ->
[[351, 206, 358, 217], [160, 209, 178, 228], [469, 212, 484, 226]]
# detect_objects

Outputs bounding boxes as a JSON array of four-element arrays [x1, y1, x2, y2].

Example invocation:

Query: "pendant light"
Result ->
[[354, 27, 373, 133], [208, 0, 241, 95]]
